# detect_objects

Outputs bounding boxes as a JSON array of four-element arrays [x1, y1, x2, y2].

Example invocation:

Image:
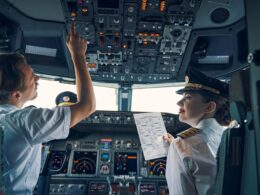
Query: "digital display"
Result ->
[[100, 138, 113, 149], [48, 151, 69, 174], [114, 152, 137, 176], [71, 151, 97, 175], [101, 152, 110, 162], [149, 157, 166, 177], [98, 0, 119, 9]]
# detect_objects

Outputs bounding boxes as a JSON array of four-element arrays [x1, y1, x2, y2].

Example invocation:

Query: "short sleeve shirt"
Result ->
[[0, 104, 71, 195]]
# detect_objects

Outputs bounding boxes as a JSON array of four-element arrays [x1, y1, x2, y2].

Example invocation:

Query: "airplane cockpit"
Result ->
[[0, 0, 259, 194]]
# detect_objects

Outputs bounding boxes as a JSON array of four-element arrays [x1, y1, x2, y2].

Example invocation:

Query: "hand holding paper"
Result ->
[[134, 112, 169, 160]]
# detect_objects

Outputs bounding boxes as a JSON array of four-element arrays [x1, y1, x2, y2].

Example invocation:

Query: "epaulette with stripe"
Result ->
[[177, 127, 200, 139]]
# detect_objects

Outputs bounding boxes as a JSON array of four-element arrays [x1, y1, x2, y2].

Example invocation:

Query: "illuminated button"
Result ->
[[81, 7, 88, 16]]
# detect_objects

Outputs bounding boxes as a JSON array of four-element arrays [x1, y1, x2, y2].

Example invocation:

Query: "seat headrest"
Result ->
[[229, 68, 251, 110]]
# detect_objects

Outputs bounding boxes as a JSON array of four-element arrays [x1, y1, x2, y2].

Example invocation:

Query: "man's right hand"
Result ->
[[66, 21, 87, 58], [65, 21, 96, 128]]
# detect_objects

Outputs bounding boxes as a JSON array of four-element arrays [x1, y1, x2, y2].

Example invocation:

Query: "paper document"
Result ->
[[133, 112, 169, 160]]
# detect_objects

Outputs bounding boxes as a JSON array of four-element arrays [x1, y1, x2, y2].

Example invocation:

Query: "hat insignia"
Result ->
[[63, 96, 70, 102]]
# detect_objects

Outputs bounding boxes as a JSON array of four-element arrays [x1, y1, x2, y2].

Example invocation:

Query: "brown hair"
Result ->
[[0, 53, 26, 103], [198, 91, 232, 126]]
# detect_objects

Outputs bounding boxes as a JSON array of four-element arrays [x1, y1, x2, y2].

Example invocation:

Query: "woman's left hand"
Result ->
[[163, 133, 174, 144]]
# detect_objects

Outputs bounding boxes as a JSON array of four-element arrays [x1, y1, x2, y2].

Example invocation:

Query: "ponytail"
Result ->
[[199, 91, 232, 126], [214, 100, 231, 126]]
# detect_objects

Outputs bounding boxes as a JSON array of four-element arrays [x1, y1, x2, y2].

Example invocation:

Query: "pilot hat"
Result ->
[[176, 68, 229, 99], [55, 91, 77, 106]]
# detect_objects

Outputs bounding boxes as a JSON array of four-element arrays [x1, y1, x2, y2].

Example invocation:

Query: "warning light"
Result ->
[[81, 7, 88, 16], [70, 12, 77, 17], [141, 0, 147, 11], [160, 0, 166, 12], [88, 63, 96, 68]]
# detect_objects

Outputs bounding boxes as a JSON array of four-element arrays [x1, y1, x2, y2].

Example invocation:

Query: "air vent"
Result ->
[[211, 8, 230, 23]]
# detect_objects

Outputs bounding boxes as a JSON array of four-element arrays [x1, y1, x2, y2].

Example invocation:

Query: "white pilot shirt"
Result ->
[[166, 118, 226, 195], [0, 104, 71, 195]]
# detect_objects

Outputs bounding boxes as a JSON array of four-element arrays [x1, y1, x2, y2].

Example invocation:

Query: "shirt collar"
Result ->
[[0, 104, 18, 114], [195, 118, 224, 131]]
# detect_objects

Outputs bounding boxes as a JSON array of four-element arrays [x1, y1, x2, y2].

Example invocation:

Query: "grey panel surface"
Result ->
[[6, 0, 65, 22], [193, 0, 245, 29]]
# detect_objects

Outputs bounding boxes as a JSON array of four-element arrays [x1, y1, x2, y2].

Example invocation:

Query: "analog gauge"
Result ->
[[149, 157, 166, 177]]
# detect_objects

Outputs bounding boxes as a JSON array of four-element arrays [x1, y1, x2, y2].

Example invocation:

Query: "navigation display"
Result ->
[[114, 152, 137, 176]]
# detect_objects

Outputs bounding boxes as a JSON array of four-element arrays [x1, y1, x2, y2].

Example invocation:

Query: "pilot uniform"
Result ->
[[166, 119, 226, 195], [166, 68, 229, 195], [0, 104, 71, 195]]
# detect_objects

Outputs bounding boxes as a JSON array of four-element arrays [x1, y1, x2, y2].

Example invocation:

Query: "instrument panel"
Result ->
[[43, 135, 169, 195], [34, 111, 185, 194], [35, 110, 181, 194], [46, 136, 167, 178], [0, 0, 246, 84], [62, 0, 200, 84]]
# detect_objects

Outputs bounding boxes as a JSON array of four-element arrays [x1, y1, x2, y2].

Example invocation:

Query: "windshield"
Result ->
[[24, 79, 118, 110], [25, 79, 183, 114]]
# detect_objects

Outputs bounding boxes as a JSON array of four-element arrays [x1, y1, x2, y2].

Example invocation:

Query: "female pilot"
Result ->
[[164, 68, 231, 195]]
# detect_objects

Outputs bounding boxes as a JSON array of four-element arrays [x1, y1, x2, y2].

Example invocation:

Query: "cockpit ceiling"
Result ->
[[0, 0, 248, 84]]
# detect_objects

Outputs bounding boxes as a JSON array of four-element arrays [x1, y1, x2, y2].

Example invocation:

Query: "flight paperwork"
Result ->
[[134, 113, 169, 160]]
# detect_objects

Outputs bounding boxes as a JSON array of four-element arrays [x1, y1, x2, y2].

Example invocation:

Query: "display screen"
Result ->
[[71, 151, 97, 175], [98, 0, 119, 8], [48, 151, 68, 174], [114, 152, 137, 176], [101, 152, 110, 162], [100, 138, 113, 149], [149, 157, 166, 177]]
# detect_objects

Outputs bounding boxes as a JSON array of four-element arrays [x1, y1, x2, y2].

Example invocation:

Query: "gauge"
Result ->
[[149, 157, 166, 177], [71, 151, 97, 175], [48, 151, 68, 174]]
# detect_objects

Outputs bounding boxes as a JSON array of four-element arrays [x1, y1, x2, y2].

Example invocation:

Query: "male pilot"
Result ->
[[0, 21, 95, 194]]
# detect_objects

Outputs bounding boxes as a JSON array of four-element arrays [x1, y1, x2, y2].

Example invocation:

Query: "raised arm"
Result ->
[[66, 21, 96, 127]]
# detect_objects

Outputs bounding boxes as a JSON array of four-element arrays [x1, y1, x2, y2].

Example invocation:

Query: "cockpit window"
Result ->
[[131, 85, 183, 114], [24, 79, 118, 110]]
